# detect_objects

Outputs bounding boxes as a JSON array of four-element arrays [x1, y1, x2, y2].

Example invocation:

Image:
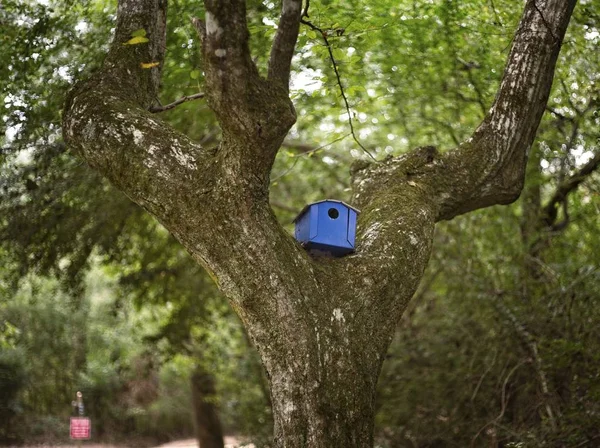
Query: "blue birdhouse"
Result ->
[[293, 200, 360, 257]]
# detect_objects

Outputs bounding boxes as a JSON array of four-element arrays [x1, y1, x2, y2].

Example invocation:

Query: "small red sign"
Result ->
[[70, 417, 91, 440]]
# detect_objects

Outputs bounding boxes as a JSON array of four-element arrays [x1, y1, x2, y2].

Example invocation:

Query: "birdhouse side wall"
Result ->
[[309, 204, 319, 240], [347, 209, 357, 248], [294, 211, 311, 244]]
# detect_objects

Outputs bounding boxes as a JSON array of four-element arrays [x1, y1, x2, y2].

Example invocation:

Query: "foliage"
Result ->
[[377, 194, 600, 446]]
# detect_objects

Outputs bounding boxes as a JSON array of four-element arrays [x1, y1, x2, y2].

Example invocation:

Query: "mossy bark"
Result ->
[[62, 0, 578, 446]]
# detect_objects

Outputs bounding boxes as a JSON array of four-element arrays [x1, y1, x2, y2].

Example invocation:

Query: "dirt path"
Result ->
[[10, 436, 249, 448], [154, 437, 248, 448]]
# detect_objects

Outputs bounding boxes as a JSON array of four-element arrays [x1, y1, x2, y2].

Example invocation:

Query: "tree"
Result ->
[[61, 0, 578, 446]]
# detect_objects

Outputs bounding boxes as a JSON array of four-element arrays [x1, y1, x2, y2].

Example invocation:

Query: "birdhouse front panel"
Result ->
[[293, 200, 359, 257]]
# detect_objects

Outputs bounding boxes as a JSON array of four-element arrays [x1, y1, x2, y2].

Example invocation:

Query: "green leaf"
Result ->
[[332, 48, 345, 61], [123, 36, 150, 45], [190, 69, 201, 80]]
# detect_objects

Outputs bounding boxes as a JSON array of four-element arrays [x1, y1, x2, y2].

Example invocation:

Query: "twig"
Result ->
[[301, 0, 310, 19], [270, 133, 350, 183], [149, 92, 206, 113], [471, 360, 528, 447], [465, 67, 488, 118], [543, 149, 600, 226], [270, 201, 298, 213], [301, 18, 378, 161], [546, 106, 572, 122], [489, 0, 504, 27], [491, 294, 557, 430], [470, 350, 498, 403], [281, 140, 318, 154], [573, 434, 600, 448], [422, 114, 461, 146]]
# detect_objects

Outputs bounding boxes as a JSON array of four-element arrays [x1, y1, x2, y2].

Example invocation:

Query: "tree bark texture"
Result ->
[[63, 0, 577, 446]]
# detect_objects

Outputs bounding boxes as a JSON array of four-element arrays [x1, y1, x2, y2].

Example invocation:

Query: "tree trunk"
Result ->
[[265, 333, 381, 447], [241, 283, 404, 448], [269, 360, 379, 447], [191, 367, 225, 448], [62, 0, 578, 446]]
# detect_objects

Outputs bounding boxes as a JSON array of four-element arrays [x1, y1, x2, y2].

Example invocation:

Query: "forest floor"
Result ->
[[12, 436, 247, 448], [155, 437, 247, 448]]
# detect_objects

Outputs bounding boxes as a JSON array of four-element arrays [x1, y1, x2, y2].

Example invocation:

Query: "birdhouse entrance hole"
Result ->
[[328, 208, 339, 219]]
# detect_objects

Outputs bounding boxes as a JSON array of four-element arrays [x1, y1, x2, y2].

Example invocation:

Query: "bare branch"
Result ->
[[301, 19, 377, 161], [546, 106, 573, 122], [471, 359, 529, 447], [543, 149, 600, 225], [149, 92, 206, 113], [268, 0, 303, 92], [489, 0, 504, 27], [460, 59, 488, 117], [491, 292, 557, 429], [271, 133, 350, 183], [421, 114, 461, 146]]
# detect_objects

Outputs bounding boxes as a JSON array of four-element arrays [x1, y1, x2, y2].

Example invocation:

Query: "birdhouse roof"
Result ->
[[292, 199, 360, 223]]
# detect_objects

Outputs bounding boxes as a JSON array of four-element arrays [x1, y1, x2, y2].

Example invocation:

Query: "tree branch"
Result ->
[[340, 0, 577, 304], [191, 0, 297, 189], [199, 0, 255, 106], [301, 18, 377, 160], [542, 149, 600, 226], [64, 0, 318, 331], [149, 92, 206, 113], [432, 0, 578, 221], [268, 0, 303, 92], [64, 0, 216, 245], [104, 0, 168, 107]]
